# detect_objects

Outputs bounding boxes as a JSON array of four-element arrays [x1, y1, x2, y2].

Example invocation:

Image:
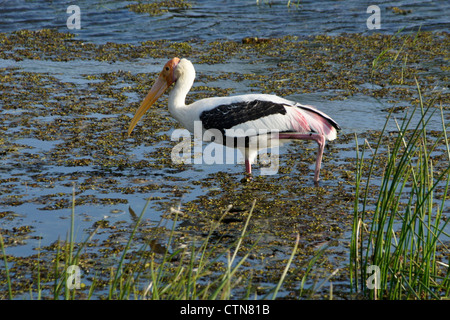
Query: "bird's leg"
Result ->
[[277, 133, 326, 183], [313, 135, 325, 183], [245, 159, 252, 175], [242, 158, 253, 182]]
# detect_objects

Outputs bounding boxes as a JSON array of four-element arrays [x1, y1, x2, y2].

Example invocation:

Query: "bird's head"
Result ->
[[128, 57, 181, 136]]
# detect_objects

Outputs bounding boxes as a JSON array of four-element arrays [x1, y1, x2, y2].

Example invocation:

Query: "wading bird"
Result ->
[[128, 57, 341, 183]]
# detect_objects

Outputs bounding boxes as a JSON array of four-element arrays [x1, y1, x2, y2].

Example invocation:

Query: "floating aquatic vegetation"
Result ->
[[127, 0, 192, 16]]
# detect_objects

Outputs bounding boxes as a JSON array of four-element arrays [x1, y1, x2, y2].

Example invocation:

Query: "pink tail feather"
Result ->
[[290, 105, 339, 141]]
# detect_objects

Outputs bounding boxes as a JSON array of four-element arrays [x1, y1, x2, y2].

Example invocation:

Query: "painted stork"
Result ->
[[128, 57, 341, 183]]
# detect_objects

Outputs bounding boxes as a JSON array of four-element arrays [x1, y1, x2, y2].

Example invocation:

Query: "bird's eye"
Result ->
[[165, 67, 170, 71]]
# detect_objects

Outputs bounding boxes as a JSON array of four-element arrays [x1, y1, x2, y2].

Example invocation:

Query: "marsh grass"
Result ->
[[0, 231, 12, 300], [370, 27, 421, 82], [351, 80, 450, 299], [104, 200, 304, 300], [107, 200, 262, 300], [1, 196, 311, 300]]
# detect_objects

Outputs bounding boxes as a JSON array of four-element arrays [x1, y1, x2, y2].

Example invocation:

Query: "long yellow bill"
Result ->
[[128, 75, 170, 136]]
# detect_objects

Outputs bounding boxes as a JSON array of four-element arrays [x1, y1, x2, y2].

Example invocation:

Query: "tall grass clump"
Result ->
[[351, 81, 450, 299], [0, 231, 13, 300], [107, 200, 262, 300], [1, 195, 304, 299], [107, 199, 301, 300]]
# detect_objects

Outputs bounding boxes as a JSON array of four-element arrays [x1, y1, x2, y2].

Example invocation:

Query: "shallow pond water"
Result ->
[[0, 1, 449, 299], [1, 0, 449, 43]]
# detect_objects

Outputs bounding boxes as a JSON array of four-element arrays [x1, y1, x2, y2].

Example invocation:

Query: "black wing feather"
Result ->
[[200, 100, 287, 133]]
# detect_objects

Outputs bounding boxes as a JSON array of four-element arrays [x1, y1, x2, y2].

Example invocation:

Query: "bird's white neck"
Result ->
[[168, 79, 192, 127], [168, 80, 189, 111], [168, 59, 196, 113]]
